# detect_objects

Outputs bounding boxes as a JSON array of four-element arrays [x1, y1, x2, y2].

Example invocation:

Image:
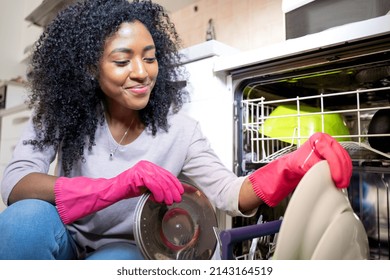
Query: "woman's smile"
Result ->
[[123, 84, 151, 95]]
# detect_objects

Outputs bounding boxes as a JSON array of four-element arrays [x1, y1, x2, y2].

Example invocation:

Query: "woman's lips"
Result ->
[[126, 85, 149, 95]]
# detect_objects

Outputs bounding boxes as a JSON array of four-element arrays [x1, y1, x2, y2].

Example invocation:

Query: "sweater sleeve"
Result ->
[[0, 117, 57, 206], [180, 121, 256, 217]]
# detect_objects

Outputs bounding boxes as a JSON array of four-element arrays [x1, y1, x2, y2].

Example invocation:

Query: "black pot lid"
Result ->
[[134, 182, 218, 260]]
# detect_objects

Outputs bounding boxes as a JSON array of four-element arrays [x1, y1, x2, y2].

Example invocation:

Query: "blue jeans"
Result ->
[[0, 199, 143, 260]]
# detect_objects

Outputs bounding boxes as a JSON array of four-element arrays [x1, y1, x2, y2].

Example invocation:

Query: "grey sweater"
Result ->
[[1, 111, 251, 257]]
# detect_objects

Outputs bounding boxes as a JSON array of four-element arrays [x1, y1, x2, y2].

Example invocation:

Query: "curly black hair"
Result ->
[[27, 0, 188, 175]]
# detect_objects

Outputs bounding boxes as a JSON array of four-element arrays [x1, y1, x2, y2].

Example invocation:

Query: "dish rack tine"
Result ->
[[213, 226, 223, 258], [248, 215, 264, 260]]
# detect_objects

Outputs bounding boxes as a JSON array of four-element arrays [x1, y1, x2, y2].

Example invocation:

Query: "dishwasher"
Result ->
[[214, 15, 390, 260]]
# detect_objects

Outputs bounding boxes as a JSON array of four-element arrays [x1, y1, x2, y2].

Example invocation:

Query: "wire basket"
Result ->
[[242, 86, 390, 163]]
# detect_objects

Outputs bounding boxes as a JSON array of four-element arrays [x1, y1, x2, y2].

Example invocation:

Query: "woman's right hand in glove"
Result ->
[[248, 132, 351, 207], [54, 160, 184, 224]]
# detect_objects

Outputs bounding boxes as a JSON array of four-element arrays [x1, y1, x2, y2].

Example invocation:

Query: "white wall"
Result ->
[[171, 0, 285, 51], [0, 0, 42, 81]]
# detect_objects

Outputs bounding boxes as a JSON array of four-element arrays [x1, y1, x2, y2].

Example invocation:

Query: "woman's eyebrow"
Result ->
[[109, 45, 156, 55], [144, 45, 156, 51], [110, 47, 133, 55]]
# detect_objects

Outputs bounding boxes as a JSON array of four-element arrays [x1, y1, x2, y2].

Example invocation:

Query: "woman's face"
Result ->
[[98, 21, 158, 110]]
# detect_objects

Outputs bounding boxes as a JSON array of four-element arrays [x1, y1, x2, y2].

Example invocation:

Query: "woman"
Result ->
[[0, 0, 351, 260]]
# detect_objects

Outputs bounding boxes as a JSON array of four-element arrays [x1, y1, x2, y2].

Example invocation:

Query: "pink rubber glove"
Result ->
[[54, 160, 184, 224], [249, 132, 352, 207]]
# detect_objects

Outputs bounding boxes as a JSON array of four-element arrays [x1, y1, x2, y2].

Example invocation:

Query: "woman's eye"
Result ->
[[113, 60, 129, 66], [144, 57, 156, 63]]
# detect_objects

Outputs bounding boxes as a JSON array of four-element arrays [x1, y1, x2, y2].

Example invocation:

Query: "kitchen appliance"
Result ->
[[214, 14, 390, 260], [283, 0, 390, 39]]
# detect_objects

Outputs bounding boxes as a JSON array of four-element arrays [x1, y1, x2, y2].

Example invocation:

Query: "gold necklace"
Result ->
[[109, 125, 131, 160]]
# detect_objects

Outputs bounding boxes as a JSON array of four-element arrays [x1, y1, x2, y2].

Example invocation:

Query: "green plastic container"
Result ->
[[259, 104, 351, 145]]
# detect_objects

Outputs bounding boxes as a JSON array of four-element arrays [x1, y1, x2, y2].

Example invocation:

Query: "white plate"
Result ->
[[273, 160, 369, 259]]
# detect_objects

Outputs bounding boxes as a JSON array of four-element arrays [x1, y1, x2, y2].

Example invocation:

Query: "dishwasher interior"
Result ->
[[229, 33, 390, 260]]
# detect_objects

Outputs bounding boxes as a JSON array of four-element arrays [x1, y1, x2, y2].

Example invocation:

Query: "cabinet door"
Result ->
[[4, 83, 28, 108]]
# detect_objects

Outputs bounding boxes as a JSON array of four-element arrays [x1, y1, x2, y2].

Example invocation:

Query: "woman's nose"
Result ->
[[129, 58, 148, 80]]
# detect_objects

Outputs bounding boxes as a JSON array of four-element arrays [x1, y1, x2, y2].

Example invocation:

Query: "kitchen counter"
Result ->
[[179, 40, 239, 64]]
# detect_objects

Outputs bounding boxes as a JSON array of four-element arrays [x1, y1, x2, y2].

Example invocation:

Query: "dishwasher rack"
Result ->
[[242, 86, 390, 164], [240, 86, 390, 259]]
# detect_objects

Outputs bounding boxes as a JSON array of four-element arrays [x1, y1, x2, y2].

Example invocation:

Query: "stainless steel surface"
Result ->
[[349, 167, 390, 259], [134, 182, 218, 260]]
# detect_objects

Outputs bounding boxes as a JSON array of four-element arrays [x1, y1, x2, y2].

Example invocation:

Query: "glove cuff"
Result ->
[[248, 156, 299, 207], [54, 177, 73, 224], [54, 176, 118, 225], [248, 173, 278, 207]]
